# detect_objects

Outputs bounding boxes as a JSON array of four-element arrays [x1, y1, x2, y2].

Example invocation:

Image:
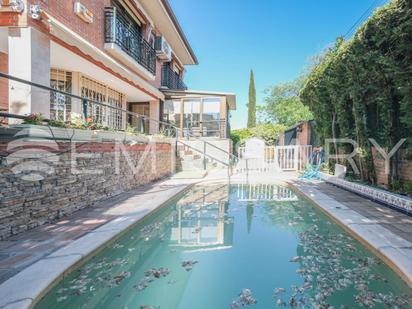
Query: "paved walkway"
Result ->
[[0, 174, 199, 285], [314, 182, 412, 243]]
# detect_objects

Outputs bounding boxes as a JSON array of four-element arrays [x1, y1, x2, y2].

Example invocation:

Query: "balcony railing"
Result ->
[[104, 7, 156, 75], [161, 64, 187, 90]]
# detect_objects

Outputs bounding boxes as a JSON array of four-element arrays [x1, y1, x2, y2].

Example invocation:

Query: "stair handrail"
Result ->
[[177, 140, 229, 167]]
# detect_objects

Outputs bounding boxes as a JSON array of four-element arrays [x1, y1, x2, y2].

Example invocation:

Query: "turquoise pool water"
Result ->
[[35, 184, 412, 309]]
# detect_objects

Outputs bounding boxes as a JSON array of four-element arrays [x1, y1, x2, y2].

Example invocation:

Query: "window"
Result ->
[[183, 98, 201, 129], [202, 97, 221, 137], [50, 69, 72, 122], [81, 76, 106, 124], [107, 87, 125, 130], [80, 75, 126, 130]]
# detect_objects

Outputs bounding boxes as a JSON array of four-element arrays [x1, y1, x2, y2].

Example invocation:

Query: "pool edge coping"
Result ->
[[0, 180, 198, 309], [289, 180, 412, 289]]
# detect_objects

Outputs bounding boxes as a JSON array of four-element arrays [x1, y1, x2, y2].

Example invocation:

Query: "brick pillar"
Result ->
[[149, 99, 160, 134], [8, 27, 50, 123], [297, 122, 311, 145]]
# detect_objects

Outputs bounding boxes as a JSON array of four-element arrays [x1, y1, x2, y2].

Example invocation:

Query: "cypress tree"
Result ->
[[247, 70, 256, 128]]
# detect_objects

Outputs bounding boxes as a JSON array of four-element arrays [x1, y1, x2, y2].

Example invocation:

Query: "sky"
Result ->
[[168, 0, 388, 129]]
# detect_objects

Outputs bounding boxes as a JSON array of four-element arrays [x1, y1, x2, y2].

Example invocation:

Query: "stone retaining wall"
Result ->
[[0, 140, 174, 239]]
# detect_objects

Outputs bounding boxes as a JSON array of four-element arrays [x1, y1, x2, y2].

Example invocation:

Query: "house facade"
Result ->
[[0, 0, 235, 137]]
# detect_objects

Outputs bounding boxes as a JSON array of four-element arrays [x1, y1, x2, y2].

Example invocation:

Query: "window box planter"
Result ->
[[0, 125, 152, 144]]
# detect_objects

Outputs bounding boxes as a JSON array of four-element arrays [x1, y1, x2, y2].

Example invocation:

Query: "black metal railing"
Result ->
[[104, 7, 156, 75], [161, 64, 187, 90], [183, 119, 227, 138], [0, 72, 239, 176]]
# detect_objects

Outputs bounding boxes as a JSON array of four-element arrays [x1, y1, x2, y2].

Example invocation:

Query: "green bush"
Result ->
[[404, 181, 412, 195], [300, 0, 412, 183], [231, 124, 286, 147], [22, 113, 44, 125], [48, 120, 66, 128]]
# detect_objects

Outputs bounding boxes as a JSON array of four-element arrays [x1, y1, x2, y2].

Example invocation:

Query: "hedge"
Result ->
[[300, 0, 412, 184]]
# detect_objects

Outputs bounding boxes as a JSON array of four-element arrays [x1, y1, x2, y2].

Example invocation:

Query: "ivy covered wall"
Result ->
[[300, 0, 412, 184]]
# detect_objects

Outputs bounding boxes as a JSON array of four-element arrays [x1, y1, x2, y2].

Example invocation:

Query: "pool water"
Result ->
[[35, 184, 412, 309]]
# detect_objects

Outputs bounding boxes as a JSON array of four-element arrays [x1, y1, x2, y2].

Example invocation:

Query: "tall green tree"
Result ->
[[247, 70, 256, 128], [260, 78, 313, 127]]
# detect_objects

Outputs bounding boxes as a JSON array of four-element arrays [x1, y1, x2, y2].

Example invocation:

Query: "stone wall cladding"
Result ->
[[0, 141, 173, 240]]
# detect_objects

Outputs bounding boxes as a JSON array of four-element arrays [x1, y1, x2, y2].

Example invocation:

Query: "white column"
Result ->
[[8, 27, 50, 123]]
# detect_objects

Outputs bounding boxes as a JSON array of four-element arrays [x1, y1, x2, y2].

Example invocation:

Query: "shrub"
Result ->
[[231, 124, 286, 147], [48, 120, 66, 128], [23, 113, 44, 125]]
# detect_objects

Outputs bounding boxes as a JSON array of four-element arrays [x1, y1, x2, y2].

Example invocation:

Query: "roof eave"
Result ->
[[160, 0, 198, 65]]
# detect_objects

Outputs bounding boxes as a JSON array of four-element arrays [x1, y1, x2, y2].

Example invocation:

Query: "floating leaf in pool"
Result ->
[[355, 290, 377, 308], [112, 243, 124, 249], [230, 289, 257, 308], [296, 268, 306, 274], [275, 298, 286, 307], [302, 281, 312, 291], [140, 222, 163, 241], [289, 256, 301, 262], [134, 267, 171, 292], [181, 260, 198, 271], [273, 287, 285, 295], [113, 271, 131, 285], [56, 295, 67, 303]]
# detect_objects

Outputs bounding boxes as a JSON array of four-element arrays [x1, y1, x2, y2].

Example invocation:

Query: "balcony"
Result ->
[[104, 7, 156, 76], [161, 64, 187, 90]]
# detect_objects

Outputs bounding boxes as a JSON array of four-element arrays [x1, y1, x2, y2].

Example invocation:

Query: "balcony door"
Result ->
[[183, 99, 201, 137], [202, 98, 221, 137], [129, 102, 150, 134]]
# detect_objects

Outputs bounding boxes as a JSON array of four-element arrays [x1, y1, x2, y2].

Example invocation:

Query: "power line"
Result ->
[[343, 0, 384, 39]]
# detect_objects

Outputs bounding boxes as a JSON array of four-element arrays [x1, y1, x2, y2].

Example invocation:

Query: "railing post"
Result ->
[[203, 141, 207, 170], [82, 99, 88, 121], [140, 117, 145, 134], [294, 145, 299, 171]]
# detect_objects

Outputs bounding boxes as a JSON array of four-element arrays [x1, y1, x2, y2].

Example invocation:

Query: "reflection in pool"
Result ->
[[35, 184, 412, 309]]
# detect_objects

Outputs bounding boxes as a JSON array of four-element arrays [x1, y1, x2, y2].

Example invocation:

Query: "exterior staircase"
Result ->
[[176, 143, 225, 173]]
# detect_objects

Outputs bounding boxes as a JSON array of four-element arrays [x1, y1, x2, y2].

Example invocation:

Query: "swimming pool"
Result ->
[[35, 184, 412, 308]]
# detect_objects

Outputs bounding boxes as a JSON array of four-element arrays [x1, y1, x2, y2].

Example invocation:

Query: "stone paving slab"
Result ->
[[314, 182, 412, 243], [291, 180, 412, 288], [0, 174, 199, 309]]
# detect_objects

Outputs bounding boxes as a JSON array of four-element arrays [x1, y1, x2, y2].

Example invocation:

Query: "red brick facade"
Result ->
[[372, 148, 412, 186], [0, 11, 26, 27], [1, 0, 184, 90], [27, 0, 111, 50]]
